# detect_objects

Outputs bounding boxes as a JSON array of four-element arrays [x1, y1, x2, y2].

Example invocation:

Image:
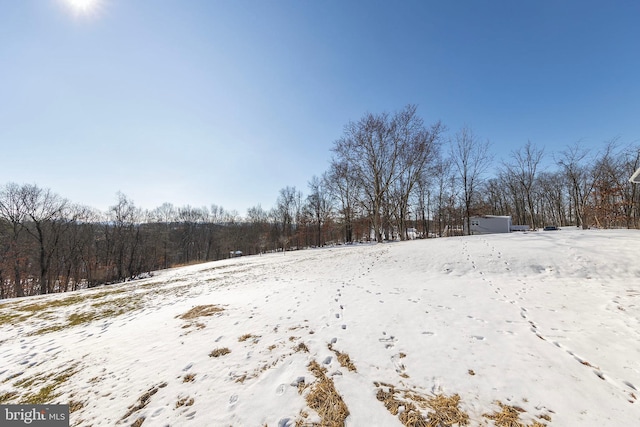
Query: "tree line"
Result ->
[[2, 104, 639, 299]]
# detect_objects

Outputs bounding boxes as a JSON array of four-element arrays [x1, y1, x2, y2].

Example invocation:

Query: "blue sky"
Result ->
[[2, 0, 639, 214]]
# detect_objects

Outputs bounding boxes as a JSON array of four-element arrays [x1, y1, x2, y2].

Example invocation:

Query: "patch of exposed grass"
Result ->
[[69, 400, 84, 412], [328, 343, 357, 372], [29, 324, 67, 335], [483, 401, 548, 427], [183, 374, 196, 383], [0, 295, 89, 326], [3, 372, 24, 383], [176, 396, 194, 408], [375, 383, 469, 427], [121, 382, 167, 422], [178, 304, 224, 320], [298, 360, 349, 427], [295, 342, 310, 353], [21, 384, 59, 405], [0, 310, 28, 326], [28, 296, 144, 336], [20, 295, 88, 313], [0, 280, 154, 327], [20, 364, 80, 405], [209, 347, 231, 358], [238, 333, 261, 343], [13, 371, 46, 389], [0, 391, 18, 404], [423, 393, 469, 427]]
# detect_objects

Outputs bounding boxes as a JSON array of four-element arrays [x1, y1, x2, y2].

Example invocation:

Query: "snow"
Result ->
[[1, 228, 639, 426]]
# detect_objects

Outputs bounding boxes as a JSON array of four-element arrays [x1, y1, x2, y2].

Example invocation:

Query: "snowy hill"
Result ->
[[1, 228, 639, 426]]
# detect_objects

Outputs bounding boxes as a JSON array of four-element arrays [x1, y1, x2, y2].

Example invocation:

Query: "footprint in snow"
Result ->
[[379, 333, 396, 348], [150, 407, 164, 418], [229, 394, 239, 405], [278, 418, 295, 427], [391, 354, 407, 375]]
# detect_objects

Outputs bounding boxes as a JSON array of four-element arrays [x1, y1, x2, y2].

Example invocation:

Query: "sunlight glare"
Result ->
[[63, 0, 101, 16]]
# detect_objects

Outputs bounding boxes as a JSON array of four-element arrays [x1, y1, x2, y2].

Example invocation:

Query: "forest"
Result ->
[[2, 105, 639, 299]]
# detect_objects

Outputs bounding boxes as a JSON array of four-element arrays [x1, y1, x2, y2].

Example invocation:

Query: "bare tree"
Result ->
[[450, 126, 493, 235], [60, 204, 100, 290], [590, 140, 640, 228], [21, 184, 70, 294], [536, 171, 568, 227], [106, 192, 142, 281], [306, 175, 333, 247], [621, 147, 640, 227], [332, 105, 439, 242], [246, 204, 270, 254], [274, 186, 302, 252], [326, 159, 359, 243], [0, 183, 27, 297], [332, 110, 399, 242], [151, 203, 176, 268], [556, 143, 601, 229], [503, 141, 544, 229], [391, 117, 444, 240]]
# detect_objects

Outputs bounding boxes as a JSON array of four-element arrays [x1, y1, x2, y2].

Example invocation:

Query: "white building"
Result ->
[[466, 215, 512, 235]]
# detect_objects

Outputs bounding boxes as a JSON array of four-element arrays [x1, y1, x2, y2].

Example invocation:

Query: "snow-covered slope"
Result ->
[[1, 228, 639, 426]]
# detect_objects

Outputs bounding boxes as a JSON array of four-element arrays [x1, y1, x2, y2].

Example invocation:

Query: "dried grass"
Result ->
[[175, 396, 194, 408], [483, 401, 548, 427], [69, 400, 84, 412], [424, 393, 469, 427], [238, 333, 261, 343], [209, 347, 231, 357], [376, 388, 405, 416], [19, 363, 80, 404], [0, 391, 18, 404], [178, 304, 223, 320], [375, 384, 469, 427], [121, 382, 167, 422], [297, 360, 350, 427], [376, 387, 428, 426], [327, 343, 357, 372], [295, 342, 310, 353]]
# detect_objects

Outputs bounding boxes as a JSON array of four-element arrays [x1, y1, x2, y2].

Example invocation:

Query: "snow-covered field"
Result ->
[[1, 228, 639, 426]]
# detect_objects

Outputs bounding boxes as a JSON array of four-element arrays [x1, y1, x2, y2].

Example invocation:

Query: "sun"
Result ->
[[63, 0, 100, 15]]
